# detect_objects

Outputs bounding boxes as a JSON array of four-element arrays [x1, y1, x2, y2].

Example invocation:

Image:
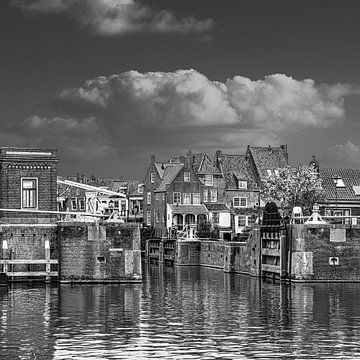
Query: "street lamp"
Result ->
[[332, 175, 341, 215]]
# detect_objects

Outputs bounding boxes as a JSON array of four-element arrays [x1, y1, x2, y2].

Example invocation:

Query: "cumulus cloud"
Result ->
[[327, 141, 360, 167], [58, 69, 359, 130], [11, 0, 214, 35]]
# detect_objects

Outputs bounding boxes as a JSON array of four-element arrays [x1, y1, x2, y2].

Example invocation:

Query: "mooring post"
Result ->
[[45, 238, 50, 283], [2, 239, 8, 273]]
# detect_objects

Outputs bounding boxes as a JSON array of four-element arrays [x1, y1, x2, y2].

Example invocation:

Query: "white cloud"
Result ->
[[11, 0, 214, 35], [328, 141, 360, 167], [59, 69, 359, 130]]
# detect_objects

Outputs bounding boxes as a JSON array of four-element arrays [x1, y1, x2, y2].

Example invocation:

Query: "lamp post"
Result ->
[[332, 175, 341, 215]]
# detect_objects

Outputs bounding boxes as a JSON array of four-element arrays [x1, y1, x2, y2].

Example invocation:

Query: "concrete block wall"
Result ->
[[289, 224, 360, 281], [58, 222, 141, 283]]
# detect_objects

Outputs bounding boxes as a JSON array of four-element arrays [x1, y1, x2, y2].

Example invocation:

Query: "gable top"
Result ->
[[197, 153, 222, 175], [154, 161, 182, 179], [248, 145, 288, 178], [320, 168, 360, 200], [219, 153, 257, 189], [155, 164, 184, 192]]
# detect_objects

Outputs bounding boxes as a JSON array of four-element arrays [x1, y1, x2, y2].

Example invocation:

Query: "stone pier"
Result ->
[[58, 222, 142, 283]]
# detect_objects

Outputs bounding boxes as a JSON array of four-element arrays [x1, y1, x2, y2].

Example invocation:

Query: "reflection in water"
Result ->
[[1, 265, 360, 358]]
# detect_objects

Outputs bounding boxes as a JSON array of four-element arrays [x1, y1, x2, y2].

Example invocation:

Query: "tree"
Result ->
[[261, 165, 325, 215]]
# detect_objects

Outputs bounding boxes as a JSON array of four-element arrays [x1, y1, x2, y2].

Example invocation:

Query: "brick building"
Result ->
[[319, 168, 360, 221], [0, 147, 58, 223], [143, 152, 227, 237], [214, 145, 289, 234]]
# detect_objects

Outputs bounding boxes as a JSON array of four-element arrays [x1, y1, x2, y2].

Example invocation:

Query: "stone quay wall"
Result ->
[[175, 228, 261, 276], [289, 224, 360, 282], [0, 224, 58, 272], [58, 222, 142, 283]]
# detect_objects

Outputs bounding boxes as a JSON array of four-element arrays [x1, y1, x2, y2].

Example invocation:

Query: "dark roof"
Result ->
[[168, 204, 209, 214], [218, 154, 257, 189], [155, 164, 183, 192], [248, 146, 288, 178], [197, 154, 221, 175], [204, 203, 230, 212], [320, 168, 360, 201]]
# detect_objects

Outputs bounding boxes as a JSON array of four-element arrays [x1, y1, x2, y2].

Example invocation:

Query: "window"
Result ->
[[274, 169, 279, 176], [233, 197, 247, 207], [210, 190, 217, 203], [138, 184, 144, 193], [213, 212, 219, 224], [79, 198, 85, 211], [248, 215, 255, 227], [193, 193, 200, 205], [163, 212, 166, 223], [238, 215, 246, 227], [22, 178, 37, 209], [155, 212, 160, 223], [203, 190, 208, 202], [184, 172, 190, 182], [334, 178, 345, 188], [173, 192, 181, 204], [114, 200, 119, 208], [238, 180, 247, 189], [156, 193, 160, 201], [71, 198, 77, 211], [146, 211, 151, 226], [150, 172, 155, 183], [183, 193, 191, 204], [162, 193, 165, 201], [205, 174, 213, 186], [147, 192, 151, 205], [267, 169, 272, 177]]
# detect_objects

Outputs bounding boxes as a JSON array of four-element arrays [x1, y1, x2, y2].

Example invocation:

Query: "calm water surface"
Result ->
[[1, 264, 360, 359]]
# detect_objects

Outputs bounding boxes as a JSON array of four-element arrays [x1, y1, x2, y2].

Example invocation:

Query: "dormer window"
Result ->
[[150, 172, 155, 183], [184, 172, 190, 182], [333, 176, 345, 188], [238, 180, 247, 189], [266, 170, 272, 177]]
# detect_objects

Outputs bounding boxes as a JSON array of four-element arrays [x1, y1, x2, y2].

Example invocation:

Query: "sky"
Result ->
[[2, 0, 360, 179]]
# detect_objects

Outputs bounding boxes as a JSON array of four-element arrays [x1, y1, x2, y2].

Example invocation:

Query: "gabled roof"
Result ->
[[197, 154, 221, 175], [248, 145, 288, 178], [155, 164, 184, 192], [190, 152, 205, 173], [218, 153, 257, 189], [320, 168, 360, 201]]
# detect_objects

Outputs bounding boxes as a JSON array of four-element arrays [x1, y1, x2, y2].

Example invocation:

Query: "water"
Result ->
[[1, 264, 360, 359]]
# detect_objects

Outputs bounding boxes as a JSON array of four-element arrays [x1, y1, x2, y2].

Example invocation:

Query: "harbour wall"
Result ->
[[169, 224, 360, 282], [290, 224, 360, 282], [58, 222, 142, 283]]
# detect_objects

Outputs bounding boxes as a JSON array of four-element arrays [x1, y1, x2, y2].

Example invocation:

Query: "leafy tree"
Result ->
[[261, 165, 325, 215]]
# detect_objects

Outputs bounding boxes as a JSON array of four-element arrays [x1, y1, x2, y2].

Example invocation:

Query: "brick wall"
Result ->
[[0, 225, 58, 272], [290, 224, 360, 281], [58, 222, 141, 282], [0, 147, 58, 223]]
